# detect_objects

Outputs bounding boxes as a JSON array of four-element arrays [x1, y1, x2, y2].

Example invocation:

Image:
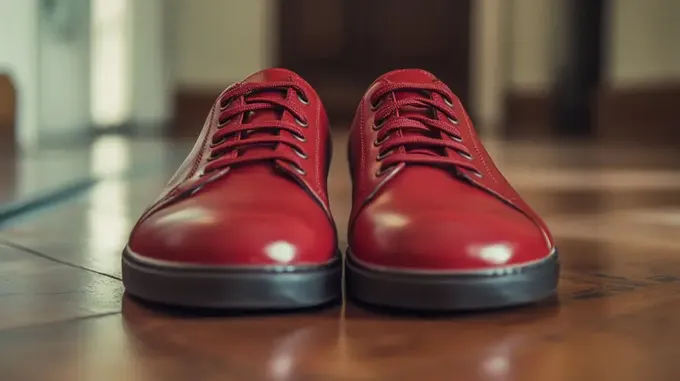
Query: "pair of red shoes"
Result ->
[[122, 68, 559, 311]]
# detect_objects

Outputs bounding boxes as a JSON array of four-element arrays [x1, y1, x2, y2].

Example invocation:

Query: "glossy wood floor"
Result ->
[[0, 132, 679, 381]]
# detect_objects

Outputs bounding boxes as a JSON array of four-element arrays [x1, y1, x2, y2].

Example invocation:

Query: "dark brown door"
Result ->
[[277, 0, 471, 124], [0, 75, 16, 145]]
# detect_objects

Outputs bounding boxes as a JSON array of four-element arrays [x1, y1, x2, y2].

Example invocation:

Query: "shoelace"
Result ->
[[370, 82, 483, 178], [203, 81, 310, 176]]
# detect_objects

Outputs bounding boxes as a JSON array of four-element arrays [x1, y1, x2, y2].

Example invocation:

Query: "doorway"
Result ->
[[277, 0, 472, 125]]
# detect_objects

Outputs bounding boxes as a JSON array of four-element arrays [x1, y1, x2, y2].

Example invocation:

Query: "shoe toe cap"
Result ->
[[350, 205, 552, 273], [128, 200, 335, 267]]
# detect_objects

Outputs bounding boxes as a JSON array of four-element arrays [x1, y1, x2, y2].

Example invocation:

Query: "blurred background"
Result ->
[[1, 0, 679, 150], [0, 0, 679, 226], [0, 3, 680, 377]]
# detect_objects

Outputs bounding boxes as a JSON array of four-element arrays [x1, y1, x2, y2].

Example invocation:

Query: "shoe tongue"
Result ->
[[235, 68, 304, 159], [235, 89, 286, 158], [391, 91, 443, 157]]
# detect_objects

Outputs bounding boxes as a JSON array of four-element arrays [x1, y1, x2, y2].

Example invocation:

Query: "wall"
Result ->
[[167, 0, 679, 140], [598, 0, 680, 141], [605, 0, 680, 87], [501, 0, 680, 140], [470, 0, 510, 137], [500, 0, 564, 135], [170, 0, 273, 90], [129, 0, 172, 128], [506, 0, 561, 95], [38, 0, 92, 140], [500, 0, 680, 97], [0, 0, 40, 148], [91, 0, 171, 130], [0, 0, 92, 148]]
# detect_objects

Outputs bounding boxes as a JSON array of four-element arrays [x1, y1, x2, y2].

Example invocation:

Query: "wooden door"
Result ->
[[0, 75, 16, 144], [277, 0, 472, 124]]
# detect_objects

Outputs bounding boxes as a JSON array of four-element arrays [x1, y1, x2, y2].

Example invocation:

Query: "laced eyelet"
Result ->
[[297, 92, 309, 105], [294, 148, 308, 159], [376, 149, 392, 161], [372, 118, 385, 131], [443, 96, 454, 107], [207, 150, 223, 162], [375, 165, 393, 177], [292, 164, 306, 175], [220, 97, 232, 110], [217, 118, 232, 128], [447, 116, 459, 125], [459, 151, 473, 160], [293, 133, 306, 142], [295, 117, 308, 127], [374, 135, 389, 146], [370, 98, 382, 111]]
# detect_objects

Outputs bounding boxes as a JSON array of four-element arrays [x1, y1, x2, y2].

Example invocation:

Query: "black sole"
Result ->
[[122, 247, 342, 310], [346, 249, 560, 311]]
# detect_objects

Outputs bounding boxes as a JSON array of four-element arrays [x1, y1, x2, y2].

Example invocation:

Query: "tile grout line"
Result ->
[[0, 160, 164, 228], [0, 177, 99, 226], [0, 161, 166, 282], [0, 239, 122, 281]]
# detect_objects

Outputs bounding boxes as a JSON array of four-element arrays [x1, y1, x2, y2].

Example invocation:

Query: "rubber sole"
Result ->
[[346, 249, 560, 311], [122, 247, 342, 310]]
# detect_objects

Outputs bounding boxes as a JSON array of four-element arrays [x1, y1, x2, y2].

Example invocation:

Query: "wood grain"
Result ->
[[0, 132, 679, 380]]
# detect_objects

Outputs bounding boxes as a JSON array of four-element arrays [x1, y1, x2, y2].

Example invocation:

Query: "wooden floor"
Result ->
[[0, 132, 679, 381]]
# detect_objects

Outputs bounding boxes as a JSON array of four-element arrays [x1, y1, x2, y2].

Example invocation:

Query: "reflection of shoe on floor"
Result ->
[[345, 69, 560, 311], [122, 68, 341, 310]]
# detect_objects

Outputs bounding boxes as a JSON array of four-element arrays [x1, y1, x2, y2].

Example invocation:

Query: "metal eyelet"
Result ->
[[444, 96, 454, 107], [293, 133, 306, 142], [217, 118, 232, 128], [295, 118, 308, 127], [220, 98, 232, 110], [376, 149, 392, 161], [449, 134, 463, 143], [207, 150, 223, 161], [294, 148, 308, 159], [374, 135, 389, 146], [297, 92, 309, 105], [447, 116, 459, 125], [370, 98, 382, 111], [211, 137, 225, 147], [292, 164, 306, 175], [472, 170, 484, 179], [459, 151, 473, 160], [375, 165, 393, 177], [372, 118, 385, 131]]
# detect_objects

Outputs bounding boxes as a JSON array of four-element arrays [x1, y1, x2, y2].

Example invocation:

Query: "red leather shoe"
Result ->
[[346, 69, 559, 310], [122, 68, 341, 309]]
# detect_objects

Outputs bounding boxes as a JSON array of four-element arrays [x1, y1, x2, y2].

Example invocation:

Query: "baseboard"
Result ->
[[173, 87, 224, 136], [502, 91, 554, 138], [174, 88, 554, 136], [595, 83, 680, 142], [175, 84, 680, 143]]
